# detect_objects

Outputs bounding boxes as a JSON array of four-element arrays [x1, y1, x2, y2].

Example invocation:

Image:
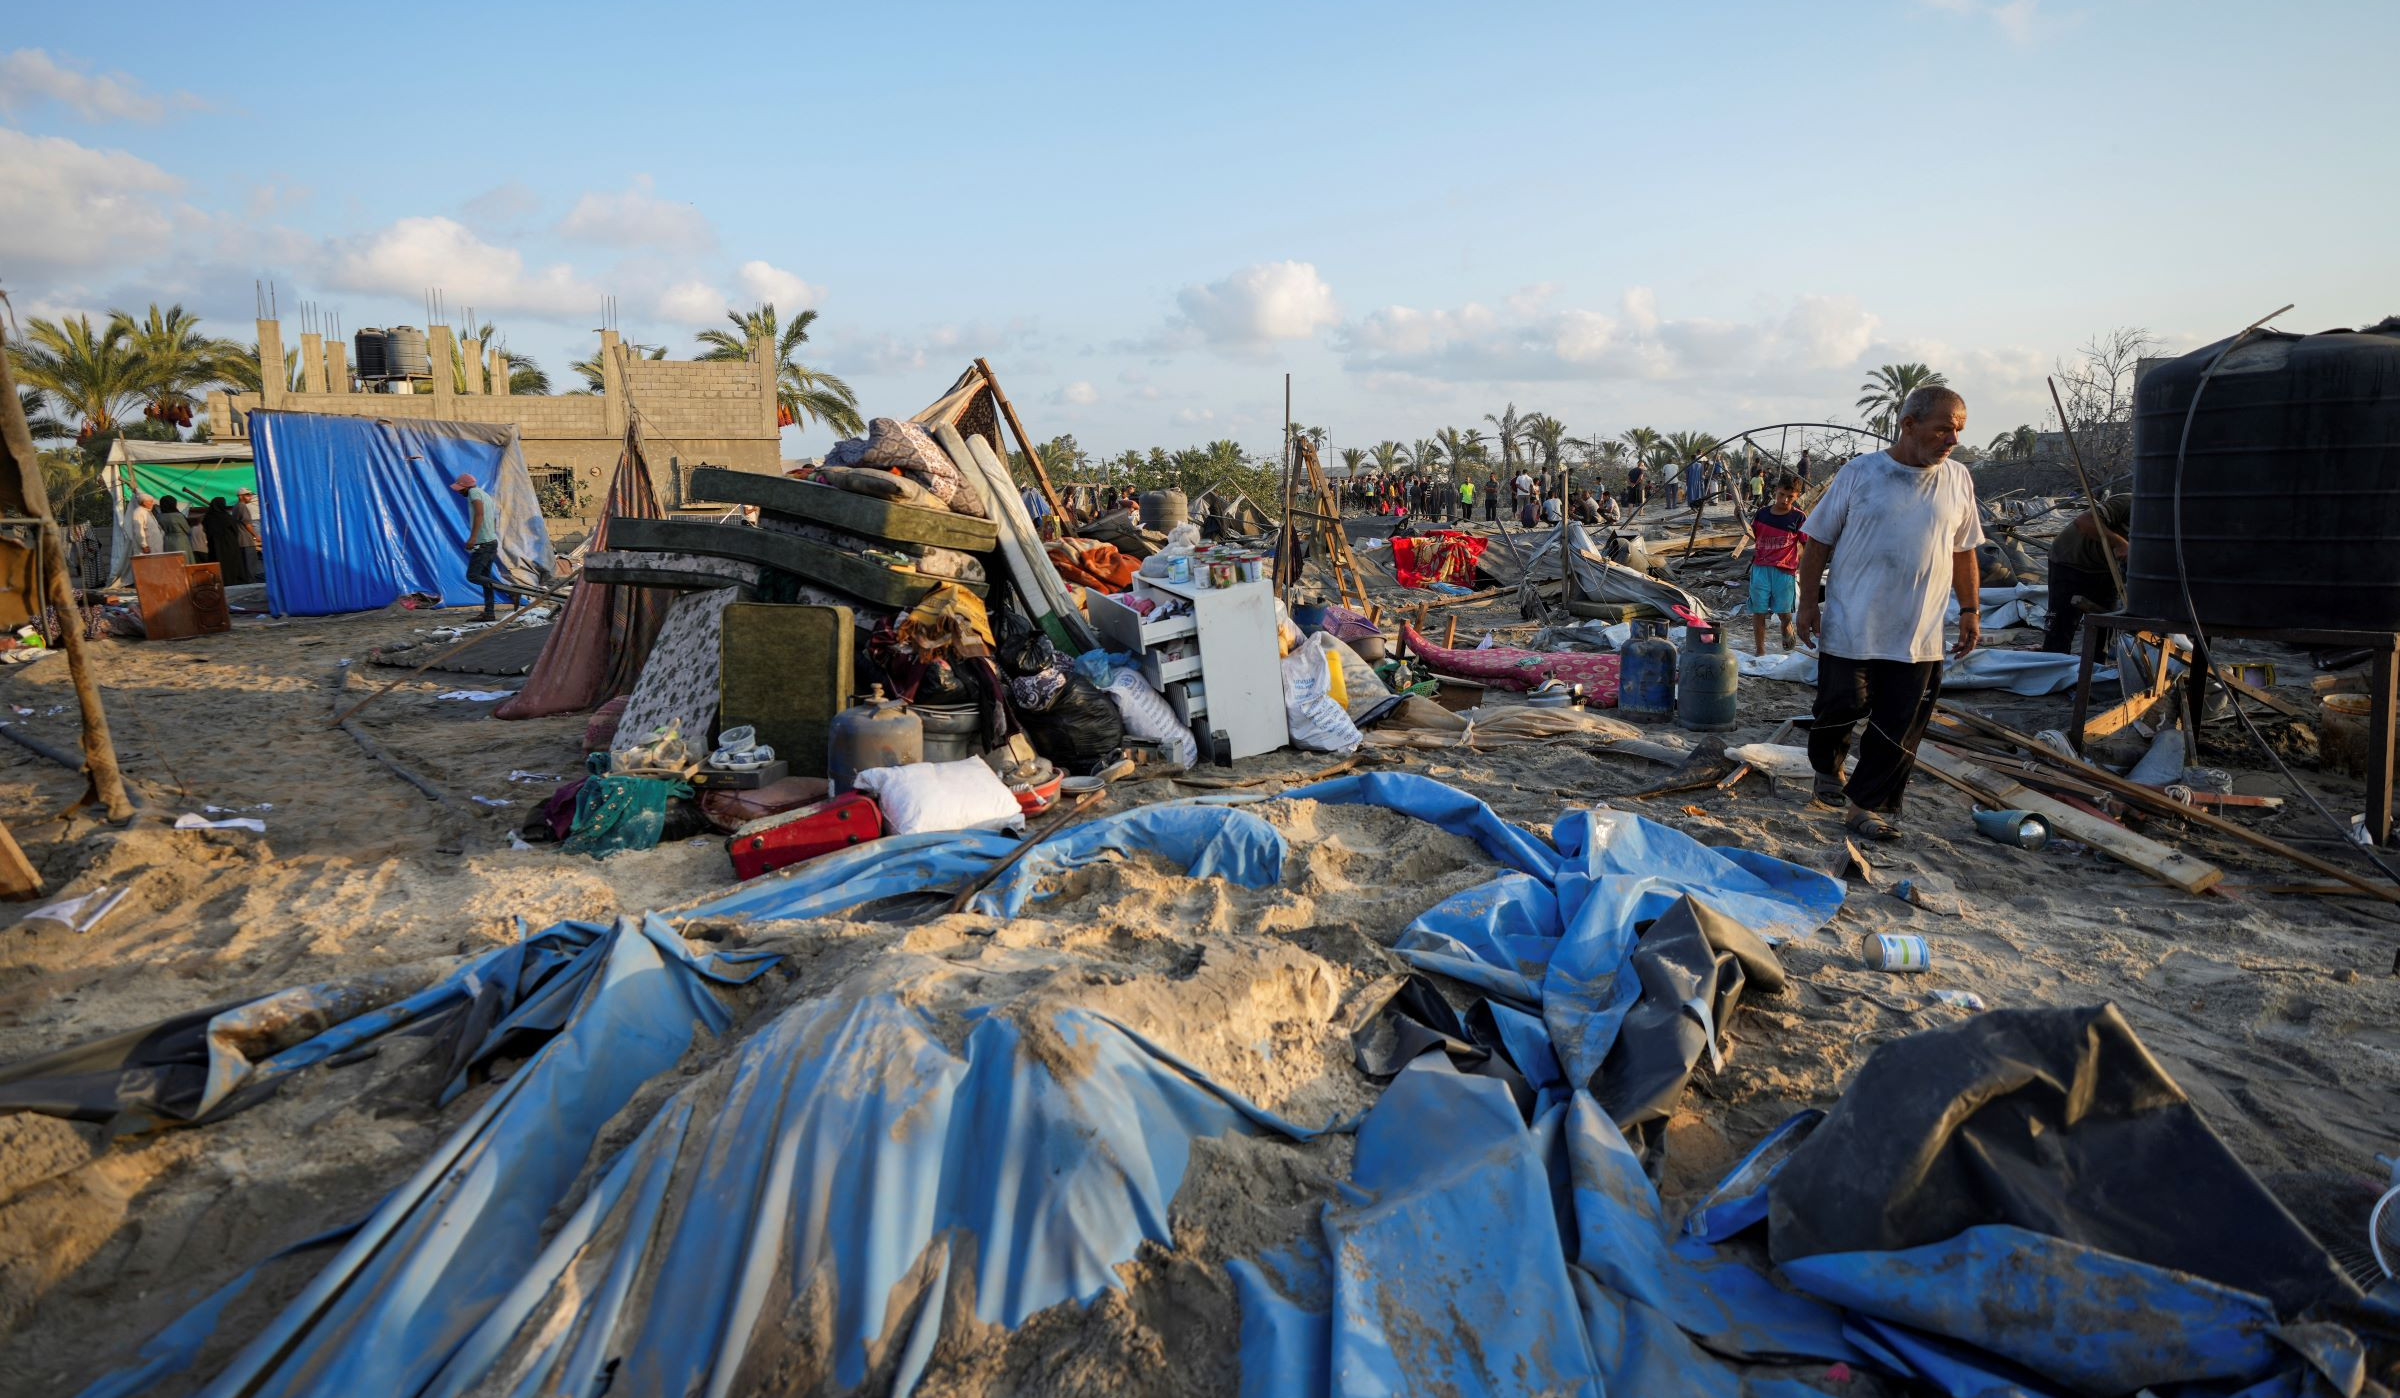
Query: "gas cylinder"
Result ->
[[1676, 621, 1739, 732], [1618, 620, 1678, 722], [827, 684, 922, 794]]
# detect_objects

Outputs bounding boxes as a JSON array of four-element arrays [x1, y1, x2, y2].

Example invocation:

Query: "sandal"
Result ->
[[1811, 773, 1846, 808], [1844, 808, 1903, 843]]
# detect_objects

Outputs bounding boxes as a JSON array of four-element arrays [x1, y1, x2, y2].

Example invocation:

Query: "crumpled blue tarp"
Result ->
[[249, 411, 554, 616]]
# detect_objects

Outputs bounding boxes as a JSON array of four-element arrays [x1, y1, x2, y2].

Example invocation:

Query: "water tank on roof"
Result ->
[[2125, 317, 2400, 632], [385, 326, 432, 380], [352, 327, 388, 380]]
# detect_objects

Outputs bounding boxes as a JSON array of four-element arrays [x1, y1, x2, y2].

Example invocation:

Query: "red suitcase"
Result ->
[[728, 793, 883, 880]]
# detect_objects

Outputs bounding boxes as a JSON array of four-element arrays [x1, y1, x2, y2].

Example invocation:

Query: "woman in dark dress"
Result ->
[[155, 497, 195, 560], [201, 498, 250, 583]]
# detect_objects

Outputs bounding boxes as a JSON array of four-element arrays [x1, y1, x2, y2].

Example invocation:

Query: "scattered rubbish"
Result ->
[[205, 802, 274, 814], [470, 795, 514, 808], [1893, 877, 1961, 917], [7, 707, 28, 716], [508, 832, 536, 851], [1972, 807, 2052, 850], [434, 689, 513, 702], [1862, 932, 1933, 972], [1842, 838, 1878, 886], [1929, 988, 1986, 1010], [507, 770, 563, 783], [173, 813, 266, 833], [15, 884, 129, 935]]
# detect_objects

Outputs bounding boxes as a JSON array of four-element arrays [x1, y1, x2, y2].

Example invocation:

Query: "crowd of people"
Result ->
[[122, 489, 263, 585]]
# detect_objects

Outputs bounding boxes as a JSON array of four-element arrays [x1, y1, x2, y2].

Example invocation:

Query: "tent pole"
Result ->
[[973, 359, 1068, 525], [0, 322, 134, 821]]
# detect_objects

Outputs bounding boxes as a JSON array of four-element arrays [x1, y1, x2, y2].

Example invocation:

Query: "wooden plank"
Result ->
[[0, 821, 40, 900], [132, 552, 199, 640], [2214, 667, 2309, 720], [2082, 646, 2177, 742], [1915, 744, 2224, 894], [974, 358, 1070, 527], [1940, 701, 2400, 904]]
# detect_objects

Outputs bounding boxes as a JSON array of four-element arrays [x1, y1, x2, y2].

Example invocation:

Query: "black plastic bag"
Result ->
[[1017, 672, 1124, 771]]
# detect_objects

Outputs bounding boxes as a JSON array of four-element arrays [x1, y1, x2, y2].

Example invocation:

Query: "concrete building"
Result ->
[[205, 320, 782, 518]]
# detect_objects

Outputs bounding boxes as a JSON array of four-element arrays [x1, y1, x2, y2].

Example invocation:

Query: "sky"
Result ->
[[4, 0, 2394, 462]]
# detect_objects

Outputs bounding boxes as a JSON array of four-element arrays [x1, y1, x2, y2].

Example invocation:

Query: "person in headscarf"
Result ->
[[155, 497, 195, 560], [201, 498, 249, 583]]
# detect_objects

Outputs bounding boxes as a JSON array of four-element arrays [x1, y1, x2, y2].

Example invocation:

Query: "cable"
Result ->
[[2166, 307, 2400, 888]]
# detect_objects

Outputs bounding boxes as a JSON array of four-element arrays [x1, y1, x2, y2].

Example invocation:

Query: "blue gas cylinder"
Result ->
[[1677, 622, 1739, 732], [1618, 620, 1678, 721]]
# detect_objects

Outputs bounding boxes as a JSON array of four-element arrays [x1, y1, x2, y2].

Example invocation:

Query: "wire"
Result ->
[[2167, 307, 2400, 888]]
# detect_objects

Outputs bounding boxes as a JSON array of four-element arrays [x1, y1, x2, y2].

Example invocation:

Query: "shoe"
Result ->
[[478, 610, 497, 622], [1811, 772, 1846, 808]]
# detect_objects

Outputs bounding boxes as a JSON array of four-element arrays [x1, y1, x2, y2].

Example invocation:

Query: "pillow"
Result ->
[[823, 467, 944, 508], [854, 757, 1025, 835]]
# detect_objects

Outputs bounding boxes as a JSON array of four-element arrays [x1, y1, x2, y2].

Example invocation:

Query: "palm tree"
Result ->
[[1620, 427, 1664, 473], [15, 387, 67, 443], [695, 305, 863, 436], [1367, 442, 1402, 477], [1664, 430, 1722, 466], [1857, 362, 1947, 436], [1523, 414, 1567, 473], [219, 342, 303, 397], [1338, 446, 1367, 479], [448, 322, 550, 395], [568, 343, 666, 393], [1483, 402, 1528, 470], [9, 314, 149, 437], [110, 303, 244, 416], [1435, 426, 1475, 481]]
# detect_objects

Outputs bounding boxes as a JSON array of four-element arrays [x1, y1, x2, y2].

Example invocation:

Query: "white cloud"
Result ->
[[734, 260, 822, 311], [1173, 407, 1216, 426], [832, 320, 1040, 376], [1339, 286, 1883, 386], [553, 174, 715, 252], [655, 279, 729, 323], [1168, 260, 1340, 351], [0, 49, 205, 123], [322, 216, 601, 318], [0, 128, 181, 273], [1052, 380, 1099, 406]]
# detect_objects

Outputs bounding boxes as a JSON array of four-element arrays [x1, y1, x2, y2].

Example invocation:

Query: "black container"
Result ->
[[2125, 318, 2400, 631], [352, 327, 388, 380]]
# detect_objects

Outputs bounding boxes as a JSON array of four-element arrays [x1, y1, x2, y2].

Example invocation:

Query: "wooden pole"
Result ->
[[0, 320, 133, 821], [2045, 376, 2127, 604], [972, 358, 1069, 525]]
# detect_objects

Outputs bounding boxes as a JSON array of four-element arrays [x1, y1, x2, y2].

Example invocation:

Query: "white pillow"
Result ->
[[854, 757, 1026, 836]]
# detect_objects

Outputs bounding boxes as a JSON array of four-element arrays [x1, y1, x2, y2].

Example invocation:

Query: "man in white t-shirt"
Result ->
[[1794, 386, 1982, 841]]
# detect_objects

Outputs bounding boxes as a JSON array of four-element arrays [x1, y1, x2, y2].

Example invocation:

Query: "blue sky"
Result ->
[[4, 0, 2392, 460]]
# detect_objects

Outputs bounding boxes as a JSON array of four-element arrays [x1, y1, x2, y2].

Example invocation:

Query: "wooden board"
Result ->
[[186, 563, 231, 634], [131, 552, 199, 640], [0, 821, 39, 900], [684, 466, 999, 553], [606, 517, 981, 609], [1914, 744, 2225, 894]]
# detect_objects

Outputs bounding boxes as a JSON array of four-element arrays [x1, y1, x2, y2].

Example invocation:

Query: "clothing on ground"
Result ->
[[1751, 505, 1808, 573], [1809, 653, 1942, 813], [1800, 450, 1983, 663], [1749, 565, 1798, 616]]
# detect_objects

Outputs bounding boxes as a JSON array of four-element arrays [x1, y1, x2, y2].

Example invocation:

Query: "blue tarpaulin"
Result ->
[[81, 777, 2392, 1398], [247, 411, 553, 616]]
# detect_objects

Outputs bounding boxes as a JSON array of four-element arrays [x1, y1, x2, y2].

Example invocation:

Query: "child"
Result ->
[[1749, 475, 1808, 652]]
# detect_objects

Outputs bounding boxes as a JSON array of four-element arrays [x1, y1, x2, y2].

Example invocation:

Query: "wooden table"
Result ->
[[2070, 612, 2397, 844]]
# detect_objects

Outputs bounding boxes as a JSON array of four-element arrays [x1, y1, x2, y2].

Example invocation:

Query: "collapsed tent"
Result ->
[[494, 427, 670, 718], [246, 411, 555, 616], [1477, 520, 1708, 620], [67, 787, 2397, 1397]]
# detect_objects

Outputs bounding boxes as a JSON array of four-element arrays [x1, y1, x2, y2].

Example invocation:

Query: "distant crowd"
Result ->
[[1344, 448, 1818, 532]]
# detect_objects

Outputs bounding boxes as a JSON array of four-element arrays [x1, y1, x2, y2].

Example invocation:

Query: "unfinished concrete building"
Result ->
[[204, 321, 783, 520]]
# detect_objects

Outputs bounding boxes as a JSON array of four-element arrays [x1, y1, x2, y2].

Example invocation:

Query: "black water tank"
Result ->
[[353, 327, 388, 380], [2125, 318, 2400, 631]]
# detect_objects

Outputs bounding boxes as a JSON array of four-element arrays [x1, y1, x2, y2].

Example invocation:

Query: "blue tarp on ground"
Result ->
[[247, 411, 553, 616], [83, 778, 2390, 1398]]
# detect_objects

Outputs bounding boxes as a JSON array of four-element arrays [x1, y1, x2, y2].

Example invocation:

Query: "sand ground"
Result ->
[[0, 514, 2394, 1393]]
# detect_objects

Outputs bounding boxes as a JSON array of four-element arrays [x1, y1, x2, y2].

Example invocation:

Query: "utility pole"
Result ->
[[0, 319, 135, 821]]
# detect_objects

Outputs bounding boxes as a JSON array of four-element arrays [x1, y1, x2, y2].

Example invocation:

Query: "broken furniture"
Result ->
[[2069, 611, 2396, 845], [131, 554, 230, 641], [718, 603, 854, 779], [1089, 575, 1289, 762], [684, 466, 998, 554], [606, 517, 983, 610]]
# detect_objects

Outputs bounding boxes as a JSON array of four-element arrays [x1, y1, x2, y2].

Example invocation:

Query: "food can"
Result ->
[[1861, 932, 1932, 973], [1208, 559, 1236, 589], [1167, 554, 1193, 585], [1236, 553, 1264, 584]]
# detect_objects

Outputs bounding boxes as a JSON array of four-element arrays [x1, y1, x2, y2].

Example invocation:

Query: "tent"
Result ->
[[247, 411, 556, 617], [103, 438, 257, 585], [495, 428, 670, 719]]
